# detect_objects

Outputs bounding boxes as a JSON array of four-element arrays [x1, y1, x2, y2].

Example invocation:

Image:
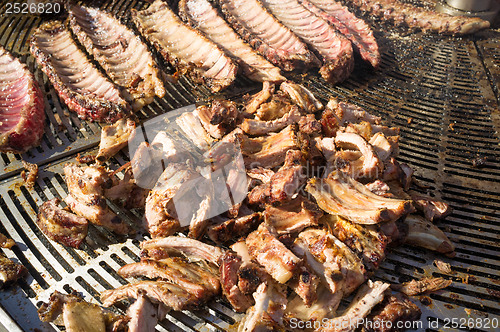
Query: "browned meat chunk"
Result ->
[[101, 280, 199, 311], [127, 293, 157, 332], [280, 81, 323, 113], [141, 236, 224, 266], [364, 293, 421, 332], [246, 224, 302, 283], [409, 191, 452, 221], [38, 291, 128, 331], [37, 198, 88, 248], [391, 277, 452, 296], [0, 233, 15, 249], [96, 119, 136, 162], [264, 196, 323, 234], [132, 0, 238, 92], [288, 265, 320, 306], [219, 250, 253, 312], [68, 4, 165, 110], [403, 215, 455, 254], [0, 253, 26, 288], [63, 163, 131, 234], [208, 211, 262, 244], [241, 105, 302, 136], [244, 82, 274, 114], [118, 257, 220, 299], [306, 171, 414, 224], [21, 161, 38, 189]]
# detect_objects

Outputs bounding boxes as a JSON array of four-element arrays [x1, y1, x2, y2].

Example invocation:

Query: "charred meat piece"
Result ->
[[326, 215, 387, 272], [0, 46, 45, 153], [403, 214, 455, 254], [239, 282, 287, 332], [219, 250, 253, 312], [244, 81, 274, 114], [247, 167, 275, 184], [364, 293, 421, 332], [118, 257, 220, 299], [101, 280, 199, 311], [68, 4, 165, 110], [299, 0, 380, 68], [0, 253, 26, 288], [96, 118, 136, 162], [256, 91, 294, 121], [267, 149, 306, 203], [288, 265, 320, 306], [127, 293, 157, 332], [241, 105, 302, 136], [179, 0, 285, 83], [21, 161, 39, 189], [30, 21, 130, 123], [218, 0, 320, 72], [261, 0, 354, 84], [132, 0, 238, 92], [280, 81, 323, 113], [208, 211, 262, 244], [246, 224, 302, 284], [242, 125, 301, 169], [0, 233, 15, 249], [306, 171, 414, 224], [231, 241, 269, 295], [296, 228, 366, 296], [335, 132, 383, 180], [346, 0, 490, 35], [37, 198, 88, 248], [409, 191, 452, 221], [320, 280, 390, 332], [39, 291, 128, 332], [264, 195, 323, 234], [391, 277, 452, 296], [141, 236, 224, 266], [64, 163, 131, 234]]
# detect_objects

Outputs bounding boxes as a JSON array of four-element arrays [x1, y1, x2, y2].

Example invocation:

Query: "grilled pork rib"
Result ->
[[128, 293, 157, 332], [344, 0, 489, 35], [30, 21, 130, 123], [179, 0, 285, 83], [132, 0, 238, 92], [96, 118, 136, 162], [219, 250, 254, 312], [0, 46, 45, 153], [261, 0, 354, 84], [217, 0, 320, 72], [68, 4, 165, 110], [299, 0, 380, 68], [37, 198, 88, 248], [264, 196, 323, 234]]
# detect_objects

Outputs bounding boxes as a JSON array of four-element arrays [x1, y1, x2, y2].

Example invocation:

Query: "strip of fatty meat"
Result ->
[[132, 0, 238, 92], [30, 21, 130, 123], [0, 46, 45, 153], [68, 4, 165, 110]]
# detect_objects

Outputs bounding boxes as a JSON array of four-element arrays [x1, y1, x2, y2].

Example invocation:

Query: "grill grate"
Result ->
[[0, 0, 499, 331]]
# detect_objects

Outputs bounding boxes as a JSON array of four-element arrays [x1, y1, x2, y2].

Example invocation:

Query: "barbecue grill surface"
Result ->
[[0, 0, 499, 331]]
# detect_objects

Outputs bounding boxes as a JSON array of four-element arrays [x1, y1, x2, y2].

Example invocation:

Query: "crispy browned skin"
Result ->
[[0, 253, 26, 287], [37, 198, 88, 248]]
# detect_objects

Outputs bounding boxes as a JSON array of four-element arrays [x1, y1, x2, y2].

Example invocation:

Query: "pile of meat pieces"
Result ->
[[76, 81, 452, 331]]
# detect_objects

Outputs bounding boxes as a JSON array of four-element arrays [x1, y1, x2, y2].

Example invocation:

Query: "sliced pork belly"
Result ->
[[319, 280, 390, 332], [37, 198, 88, 248], [30, 21, 130, 123], [299, 0, 380, 68], [246, 224, 301, 284], [132, 0, 237, 92], [264, 196, 323, 234], [261, 0, 354, 84], [217, 0, 320, 72], [0, 46, 45, 153], [68, 4, 165, 110], [179, 0, 285, 83], [306, 171, 414, 224], [118, 257, 220, 299], [63, 163, 131, 234], [141, 236, 224, 266], [101, 280, 199, 311]]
